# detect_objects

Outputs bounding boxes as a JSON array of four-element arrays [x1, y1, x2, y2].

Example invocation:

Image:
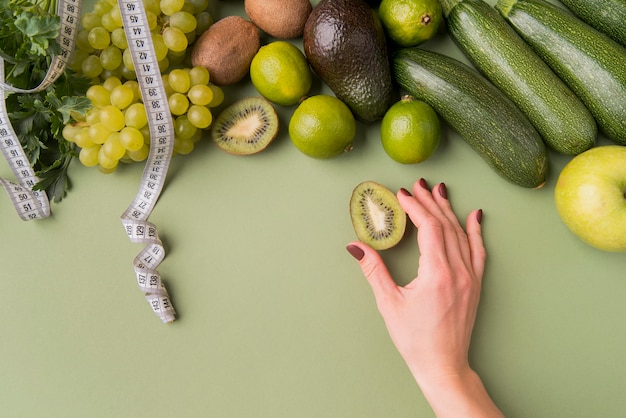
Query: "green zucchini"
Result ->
[[439, 0, 597, 155], [495, 0, 626, 145], [559, 0, 626, 47], [393, 47, 547, 188]]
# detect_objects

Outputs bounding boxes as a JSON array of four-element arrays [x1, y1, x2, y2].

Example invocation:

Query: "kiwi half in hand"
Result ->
[[349, 181, 407, 250], [211, 96, 279, 155]]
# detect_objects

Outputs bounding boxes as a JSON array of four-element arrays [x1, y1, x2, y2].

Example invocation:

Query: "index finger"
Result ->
[[397, 187, 448, 265]]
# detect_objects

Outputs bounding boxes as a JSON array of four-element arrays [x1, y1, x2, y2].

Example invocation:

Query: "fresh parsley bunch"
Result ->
[[1, 0, 91, 202]]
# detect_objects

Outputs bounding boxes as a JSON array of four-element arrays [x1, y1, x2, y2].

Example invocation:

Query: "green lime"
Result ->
[[289, 95, 356, 159], [378, 0, 443, 47], [380, 95, 441, 164], [250, 41, 312, 106]]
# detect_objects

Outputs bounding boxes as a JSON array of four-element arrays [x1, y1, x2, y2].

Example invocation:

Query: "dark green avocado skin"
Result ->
[[303, 0, 394, 122]]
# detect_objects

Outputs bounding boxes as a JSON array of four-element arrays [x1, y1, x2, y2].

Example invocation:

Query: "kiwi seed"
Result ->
[[211, 97, 279, 155], [349, 181, 407, 250]]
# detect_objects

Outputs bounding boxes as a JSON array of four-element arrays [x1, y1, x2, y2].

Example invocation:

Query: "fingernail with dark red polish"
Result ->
[[418, 178, 429, 190], [476, 209, 483, 225], [439, 183, 448, 199], [400, 188, 411, 196], [346, 245, 365, 261]]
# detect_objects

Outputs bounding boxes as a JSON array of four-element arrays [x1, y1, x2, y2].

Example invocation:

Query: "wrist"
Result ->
[[411, 366, 504, 418]]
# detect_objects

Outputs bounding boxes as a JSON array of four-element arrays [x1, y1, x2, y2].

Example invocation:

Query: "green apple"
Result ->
[[555, 145, 626, 252]]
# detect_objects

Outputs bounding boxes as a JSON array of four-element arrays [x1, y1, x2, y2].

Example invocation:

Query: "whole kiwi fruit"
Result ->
[[191, 15, 260, 86], [244, 0, 313, 39]]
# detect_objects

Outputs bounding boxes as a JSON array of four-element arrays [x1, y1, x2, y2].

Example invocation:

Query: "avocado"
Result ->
[[303, 0, 394, 122]]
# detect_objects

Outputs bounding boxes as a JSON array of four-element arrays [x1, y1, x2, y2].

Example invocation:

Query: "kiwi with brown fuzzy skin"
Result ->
[[349, 181, 407, 250], [244, 0, 313, 39], [211, 97, 279, 155], [191, 15, 260, 86]]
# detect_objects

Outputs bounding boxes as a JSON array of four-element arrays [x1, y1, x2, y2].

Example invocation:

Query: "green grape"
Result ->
[[186, 0, 208, 14], [102, 76, 123, 91], [167, 49, 186, 65], [152, 34, 169, 61], [74, 127, 97, 148], [88, 26, 111, 50], [98, 147, 119, 170], [143, 0, 161, 14], [76, 30, 95, 53], [188, 65, 210, 86], [97, 164, 118, 174], [110, 84, 135, 109], [174, 115, 197, 140], [127, 144, 150, 162], [168, 93, 189, 115], [110, 27, 128, 49], [207, 84, 224, 107], [181, 2, 195, 14], [169, 11, 197, 33], [82, 55, 104, 79], [146, 11, 158, 31], [161, 74, 175, 97], [187, 84, 212, 106], [120, 127, 145, 151], [100, 12, 119, 32], [101, 67, 124, 82], [99, 105, 126, 131], [160, 0, 185, 15], [124, 80, 141, 102], [174, 135, 194, 155], [89, 123, 113, 144], [86, 84, 111, 107], [121, 66, 138, 81], [62, 124, 82, 142], [122, 47, 135, 72], [100, 45, 123, 71], [158, 58, 170, 73], [109, 7, 123, 28], [189, 128, 203, 143], [81, 12, 102, 31], [93, 0, 113, 16], [102, 132, 126, 160], [125, 103, 148, 129], [79, 145, 101, 167], [168, 68, 191, 93], [185, 30, 196, 45], [162, 26, 188, 52], [195, 11, 214, 35], [140, 125, 151, 144], [69, 49, 89, 72], [187, 105, 212, 129], [85, 107, 101, 125]]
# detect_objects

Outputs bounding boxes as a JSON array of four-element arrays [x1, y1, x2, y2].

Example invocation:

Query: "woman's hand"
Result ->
[[346, 179, 503, 417]]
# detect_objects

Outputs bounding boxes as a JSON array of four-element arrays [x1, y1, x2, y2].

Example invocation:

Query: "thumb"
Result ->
[[346, 241, 399, 304]]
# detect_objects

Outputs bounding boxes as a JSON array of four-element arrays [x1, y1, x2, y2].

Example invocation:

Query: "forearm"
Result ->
[[410, 366, 504, 418]]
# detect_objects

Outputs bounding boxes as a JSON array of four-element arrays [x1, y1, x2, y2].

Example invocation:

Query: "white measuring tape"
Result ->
[[1, 0, 176, 323], [118, 0, 176, 323], [0, 0, 81, 220]]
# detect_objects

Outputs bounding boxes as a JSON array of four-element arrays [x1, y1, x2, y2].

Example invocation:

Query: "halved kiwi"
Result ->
[[211, 96, 279, 155], [349, 181, 407, 250]]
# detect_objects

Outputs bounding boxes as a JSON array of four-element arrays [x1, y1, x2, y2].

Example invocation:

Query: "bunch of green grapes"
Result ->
[[63, 68, 224, 173], [66, 0, 225, 173], [71, 0, 214, 81]]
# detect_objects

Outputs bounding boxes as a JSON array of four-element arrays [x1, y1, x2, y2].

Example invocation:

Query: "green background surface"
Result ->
[[2, 0, 626, 417]]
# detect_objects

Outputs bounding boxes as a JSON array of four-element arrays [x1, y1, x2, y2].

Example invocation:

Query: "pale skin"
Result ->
[[346, 179, 504, 418]]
